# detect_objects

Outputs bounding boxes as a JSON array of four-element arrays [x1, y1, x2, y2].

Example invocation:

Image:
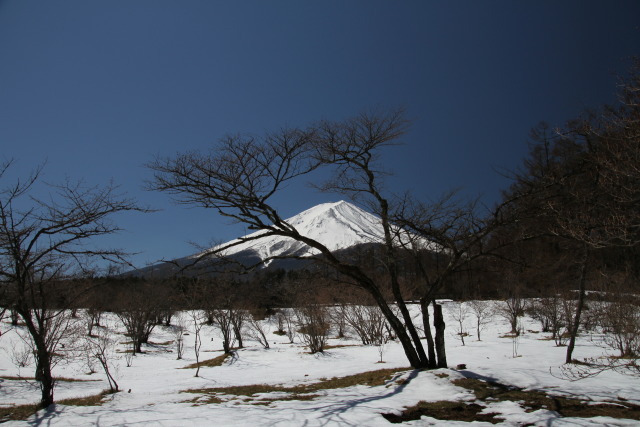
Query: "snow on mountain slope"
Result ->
[[199, 201, 391, 265]]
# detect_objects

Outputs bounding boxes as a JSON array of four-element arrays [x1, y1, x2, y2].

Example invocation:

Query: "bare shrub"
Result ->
[[275, 309, 296, 343], [496, 290, 527, 336], [295, 304, 330, 354], [10, 333, 33, 369], [115, 286, 159, 354], [85, 308, 103, 337], [123, 346, 133, 368], [229, 309, 247, 349], [84, 332, 119, 392], [172, 313, 187, 360], [528, 294, 569, 346], [343, 304, 387, 346], [328, 303, 348, 338], [210, 309, 234, 354], [117, 306, 156, 355], [601, 295, 640, 358], [247, 314, 270, 349]]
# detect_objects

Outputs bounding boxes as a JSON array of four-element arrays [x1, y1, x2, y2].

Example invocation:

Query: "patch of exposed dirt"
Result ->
[[383, 400, 502, 423], [383, 374, 640, 423]]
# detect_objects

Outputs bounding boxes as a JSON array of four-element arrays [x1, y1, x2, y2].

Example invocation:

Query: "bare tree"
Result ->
[[276, 309, 296, 343], [392, 191, 507, 367], [18, 310, 83, 380], [557, 290, 640, 379], [116, 289, 158, 355], [450, 301, 470, 346], [85, 308, 103, 337], [229, 308, 247, 349], [209, 309, 234, 354], [84, 332, 119, 393], [149, 110, 436, 369], [528, 295, 569, 346], [247, 312, 270, 349], [495, 284, 527, 336], [172, 313, 187, 359], [0, 161, 145, 408], [188, 309, 205, 377], [328, 303, 348, 339], [504, 63, 640, 364], [468, 300, 494, 341]]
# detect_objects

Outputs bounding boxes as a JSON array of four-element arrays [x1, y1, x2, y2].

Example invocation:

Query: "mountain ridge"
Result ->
[[132, 200, 422, 277], [196, 200, 387, 266]]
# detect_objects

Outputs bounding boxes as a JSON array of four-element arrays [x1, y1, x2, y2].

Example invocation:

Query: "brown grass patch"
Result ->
[[181, 352, 232, 369], [453, 377, 640, 420], [383, 400, 502, 424], [148, 340, 174, 346], [323, 344, 359, 350], [0, 404, 40, 422], [0, 390, 115, 422], [499, 333, 520, 338], [384, 375, 640, 423], [249, 394, 321, 406], [183, 367, 410, 405], [58, 390, 116, 407]]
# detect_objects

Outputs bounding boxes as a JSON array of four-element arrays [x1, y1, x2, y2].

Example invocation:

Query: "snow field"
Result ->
[[0, 302, 638, 426]]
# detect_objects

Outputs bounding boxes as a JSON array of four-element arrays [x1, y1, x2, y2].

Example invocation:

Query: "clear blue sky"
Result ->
[[0, 1, 638, 269]]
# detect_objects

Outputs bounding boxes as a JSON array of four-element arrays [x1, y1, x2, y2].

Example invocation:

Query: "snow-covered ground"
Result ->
[[0, 302, 638, 426]]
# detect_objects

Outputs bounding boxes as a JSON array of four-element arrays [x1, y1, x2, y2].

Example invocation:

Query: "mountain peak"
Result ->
[[204, 200, 385, 265]]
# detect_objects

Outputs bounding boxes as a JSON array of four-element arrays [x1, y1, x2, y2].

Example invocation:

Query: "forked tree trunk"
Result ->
[[369, 289, 428, 369], [420, 298, 437, 368], [36, 346, 55, 408], [22, 313, 55, 408]]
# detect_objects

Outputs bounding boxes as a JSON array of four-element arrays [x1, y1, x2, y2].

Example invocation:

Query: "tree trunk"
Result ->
[[386, 269, 428, 367], [37, 349, 55, 408], [433, 302, 447, 368], [371, 289, 428, 369], [420, 298, 437, 368], [19, 309, 55, 408], [29, 328, 55, 408], [233, 325, 243, 349], [396, 298, 429, 366], [566, 249, 588, 363]]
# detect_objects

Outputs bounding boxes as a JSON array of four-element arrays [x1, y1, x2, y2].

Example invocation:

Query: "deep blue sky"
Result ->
[[1, 1, 638, 269]]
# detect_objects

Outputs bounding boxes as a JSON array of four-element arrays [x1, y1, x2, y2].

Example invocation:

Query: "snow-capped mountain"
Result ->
[[198, 200, 388, 266], [134, 200, 427, 277]]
